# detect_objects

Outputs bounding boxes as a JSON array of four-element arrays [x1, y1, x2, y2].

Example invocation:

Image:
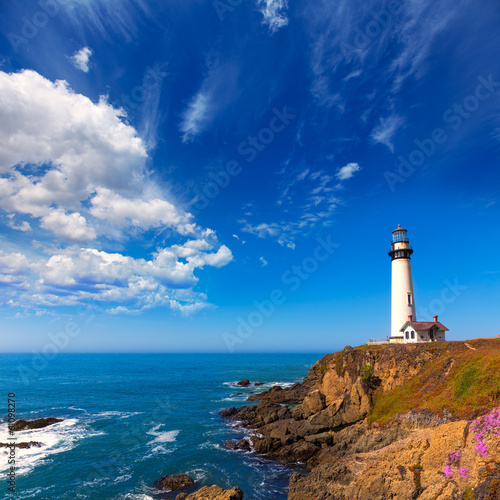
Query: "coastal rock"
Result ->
[[220, 341, 500, 496], [236, 438, 251, 451], [11, 418, 63, 431], [254, 382, 264, 386], [247, 379, 316, 404], [237, 379, 250, 387], [289, 464, 355, 500], [268, 439, 320, 464], [224, 440, 238, 450], [156, 473, 195, 491], [174, 485, 243, 500], [219, 407, 238, 418]]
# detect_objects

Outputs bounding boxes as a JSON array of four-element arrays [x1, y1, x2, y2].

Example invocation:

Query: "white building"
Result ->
[[388, 225, 448, 344], [399, 315, 449, 343]]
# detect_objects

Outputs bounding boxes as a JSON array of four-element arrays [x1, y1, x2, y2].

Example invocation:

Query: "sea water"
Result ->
[[0, 353, 322, 499]]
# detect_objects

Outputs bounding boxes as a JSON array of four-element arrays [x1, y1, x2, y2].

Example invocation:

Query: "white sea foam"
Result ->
[[223, 380, 297, 389], [0, 418, 104, 476], [114, 473, 133, 484], [141, 424, 179, 459], [94, 411, 144, 420]]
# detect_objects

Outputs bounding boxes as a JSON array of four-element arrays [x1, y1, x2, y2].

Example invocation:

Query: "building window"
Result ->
[[411, 331, 415, 339], [405, 331, 409, 339], [407, 293, 412, 306]]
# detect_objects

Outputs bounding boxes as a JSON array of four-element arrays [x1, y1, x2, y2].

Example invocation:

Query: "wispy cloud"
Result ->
[[179, 57, 240, 143], [256, 0, 289, 33], [70, 47, 92, 72], [370, 114, 404, 153], [259, 256, 268, 267]]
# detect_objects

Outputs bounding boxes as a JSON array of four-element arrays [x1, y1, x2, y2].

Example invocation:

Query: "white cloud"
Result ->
[[260, 256, 268, 267], [179, 58, 240, 143], [70, 47, 93, 73], [336, 162, 361, 181], [0, 70, 233, 315], [90, 188, 186, 231], [180, 92, 209, 143], [41, 209, 97, 243], [1, 240, 233, 315], [257, 0, 289, 33], [241, 222, 281, 238], [370, 114, 404, 153]]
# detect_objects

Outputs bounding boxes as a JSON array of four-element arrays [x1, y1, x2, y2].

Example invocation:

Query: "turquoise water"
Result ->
[[0, 353, 322, 499]]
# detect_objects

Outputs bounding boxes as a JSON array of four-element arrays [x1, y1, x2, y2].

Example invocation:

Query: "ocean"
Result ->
[[0, 353, 323, 499]]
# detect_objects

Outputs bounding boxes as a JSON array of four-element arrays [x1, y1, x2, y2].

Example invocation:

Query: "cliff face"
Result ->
[[220, 339, 500, 500]]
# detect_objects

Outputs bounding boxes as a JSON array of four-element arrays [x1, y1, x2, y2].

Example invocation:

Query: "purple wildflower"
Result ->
[[447, 449, 462, 465], [475, 440, 488, 457], [457, 467, 470, 479], [442, 465, 454, 479]]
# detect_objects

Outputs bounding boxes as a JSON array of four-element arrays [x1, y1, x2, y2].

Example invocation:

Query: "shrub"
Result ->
[[361, 364, 374, 381]]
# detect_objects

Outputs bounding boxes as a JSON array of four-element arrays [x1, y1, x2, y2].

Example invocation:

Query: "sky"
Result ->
[[0, 0, 499, 354]]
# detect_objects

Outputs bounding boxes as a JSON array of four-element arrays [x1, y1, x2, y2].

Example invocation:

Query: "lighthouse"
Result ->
[[389, 225, 416, 342]]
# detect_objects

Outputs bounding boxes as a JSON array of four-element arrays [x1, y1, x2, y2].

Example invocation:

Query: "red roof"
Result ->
[[399, 321, 449, 332]]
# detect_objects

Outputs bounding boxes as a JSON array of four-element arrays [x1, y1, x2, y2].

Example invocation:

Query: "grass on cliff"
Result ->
[[367, 339, 500, 425]]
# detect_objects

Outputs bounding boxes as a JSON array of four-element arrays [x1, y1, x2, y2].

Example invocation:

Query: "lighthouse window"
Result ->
[[407, 293, 412, 306]]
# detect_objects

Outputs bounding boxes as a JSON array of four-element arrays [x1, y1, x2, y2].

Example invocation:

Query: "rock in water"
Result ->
[[156, 473, 195, 490], [11, 418, 63, 431], [236, 379, 250, 386], [236, 438, 251, 451], [223, 440, 238, 450], [174, 485, 243, 500]]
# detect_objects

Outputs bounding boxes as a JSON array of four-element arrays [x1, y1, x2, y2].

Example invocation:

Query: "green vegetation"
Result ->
[[462, 486, 474, 500], [335, 353, 344, 377], [319, 363, 327, 374], [367, 339, 500, 425], [361, 364, 374, 380], [409, 464, 423, 497], [454, 362, 480, 399], [487, 479, 500, 499]]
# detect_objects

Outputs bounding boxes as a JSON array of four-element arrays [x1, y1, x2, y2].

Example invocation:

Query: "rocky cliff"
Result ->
[[220, 339, 500, 499]]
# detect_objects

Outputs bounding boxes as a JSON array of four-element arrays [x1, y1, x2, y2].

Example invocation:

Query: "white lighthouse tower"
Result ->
[[389, 225, 416, 342]]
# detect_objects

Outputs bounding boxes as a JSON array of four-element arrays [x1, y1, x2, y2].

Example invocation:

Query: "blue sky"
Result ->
[[0, 0, 499, 353]]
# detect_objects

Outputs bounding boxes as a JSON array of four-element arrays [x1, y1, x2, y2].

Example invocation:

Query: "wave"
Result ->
[[222, 380, 297, 389], [0, 418, 104, 476], [93, 411, 145, 420], [141, 424, 179, 459]]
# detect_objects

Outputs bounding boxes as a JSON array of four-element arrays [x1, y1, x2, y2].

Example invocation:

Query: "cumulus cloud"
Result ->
[[336, 162, 361, 181], [70, 47, 93, 72], [0, 70, 233, 315], [1, 239, 232, 315], [257, 0, 289, 33]]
